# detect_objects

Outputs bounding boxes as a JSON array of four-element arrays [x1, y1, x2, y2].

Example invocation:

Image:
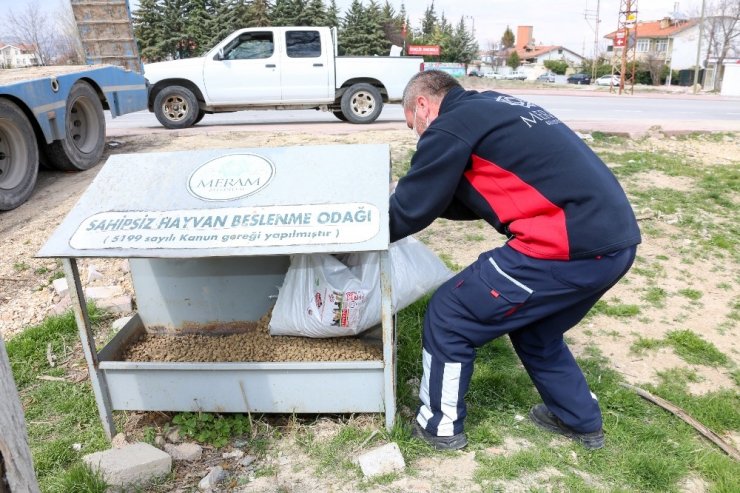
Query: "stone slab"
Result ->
[[82, 442, 171, 488], [357, 442, 405, 478]]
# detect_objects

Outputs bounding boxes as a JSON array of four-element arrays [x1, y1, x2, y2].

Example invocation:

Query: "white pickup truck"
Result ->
[[144, 26, 424, 128]]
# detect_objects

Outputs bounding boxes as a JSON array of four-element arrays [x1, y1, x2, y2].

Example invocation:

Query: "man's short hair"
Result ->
[[402, 70, 461, 109]]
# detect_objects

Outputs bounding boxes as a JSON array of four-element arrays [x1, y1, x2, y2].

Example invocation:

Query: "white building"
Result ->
[[0, 43, 39, 68]]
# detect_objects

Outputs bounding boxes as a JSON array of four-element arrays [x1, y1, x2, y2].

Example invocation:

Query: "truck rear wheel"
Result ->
[[340, 83, 383, 124], [0, 99, 39, 211], [45, 81, 105, 171], [154, 85, 199, 129], [332, 110, 348, 122]]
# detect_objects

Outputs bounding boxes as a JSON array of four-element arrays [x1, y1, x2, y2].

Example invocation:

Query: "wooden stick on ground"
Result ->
[[621, 383, 740, 461]]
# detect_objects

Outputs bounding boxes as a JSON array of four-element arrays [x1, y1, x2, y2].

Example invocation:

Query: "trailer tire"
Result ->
[[340, 83, 383, 124], [45, 81, 105, 171], [154, 85, 199, 129], [0, 99, 39, 211]]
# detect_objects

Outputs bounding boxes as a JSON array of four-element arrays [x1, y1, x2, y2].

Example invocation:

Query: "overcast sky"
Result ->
[[0, 0, 699, 55]]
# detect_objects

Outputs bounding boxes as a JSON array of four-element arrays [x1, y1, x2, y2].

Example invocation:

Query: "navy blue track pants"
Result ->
[[416, 244, 636, 437]]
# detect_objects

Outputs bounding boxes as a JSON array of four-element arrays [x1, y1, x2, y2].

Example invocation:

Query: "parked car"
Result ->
[[504, 71, 528, 80], [536, 72, 556, 83], [484, 72, 504, 79], [566, 73, 592, 85], [468, 69, 484, 77], [595, 74, 620, 86]]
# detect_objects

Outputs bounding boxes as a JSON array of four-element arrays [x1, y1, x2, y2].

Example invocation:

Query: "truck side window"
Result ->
[[224, 32, 274, 60], [285, 31, 321, 58]]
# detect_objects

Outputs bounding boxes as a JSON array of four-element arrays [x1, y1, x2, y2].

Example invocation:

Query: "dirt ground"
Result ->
[[0, 126, 737, 492]]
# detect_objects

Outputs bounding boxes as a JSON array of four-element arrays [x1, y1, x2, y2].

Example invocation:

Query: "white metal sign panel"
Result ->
[[69, 203, 379, 250]]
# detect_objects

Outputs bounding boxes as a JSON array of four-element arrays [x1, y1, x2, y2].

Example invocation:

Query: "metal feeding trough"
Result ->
[[38, 144, 395, 438]]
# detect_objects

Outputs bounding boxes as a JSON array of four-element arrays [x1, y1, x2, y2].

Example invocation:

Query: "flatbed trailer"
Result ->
[[0, 0, 145, 211]]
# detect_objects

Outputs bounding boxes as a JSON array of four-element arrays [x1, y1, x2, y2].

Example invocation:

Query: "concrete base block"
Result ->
[[98, 295, 133, 314], [82, 442, 171, 488], [357, 442, 405, 478], [52, 278, 68, 297], [85, 285, 123, 300]]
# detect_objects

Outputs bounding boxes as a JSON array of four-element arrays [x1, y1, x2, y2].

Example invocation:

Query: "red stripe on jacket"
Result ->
[[464, 155, 570, 259]]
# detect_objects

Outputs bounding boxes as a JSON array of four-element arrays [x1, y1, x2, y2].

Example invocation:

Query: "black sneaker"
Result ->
[[529, 404, 605, 450], [411, 421, 468, 451]]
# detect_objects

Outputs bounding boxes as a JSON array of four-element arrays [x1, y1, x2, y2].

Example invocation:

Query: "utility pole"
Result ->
[[584, 0, 602, 81], [693, 0, 706, 94], [611, 0, 638, 95]]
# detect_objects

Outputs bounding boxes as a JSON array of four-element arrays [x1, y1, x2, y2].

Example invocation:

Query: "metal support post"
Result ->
[[62, 258, 116, 439], [379, 249, 396, 431]]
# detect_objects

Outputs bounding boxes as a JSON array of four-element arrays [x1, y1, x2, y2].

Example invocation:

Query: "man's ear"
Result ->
[[415, 95, 429, 114]]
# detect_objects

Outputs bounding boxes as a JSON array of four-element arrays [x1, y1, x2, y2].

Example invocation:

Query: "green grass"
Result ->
[[392, 298, 740, 492], [588, 299, 641, 318], [642, 286, 668, 308], [630, 336, 664, 354], [630, 330, 731, 368], [664, 329, 729, 367], [594, 141, 739, 264], [678, 288, 703, 301], [6, 307, 111, 493]]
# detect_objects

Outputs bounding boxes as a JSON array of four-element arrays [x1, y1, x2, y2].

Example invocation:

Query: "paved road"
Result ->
[[106, 90, 740, 138]]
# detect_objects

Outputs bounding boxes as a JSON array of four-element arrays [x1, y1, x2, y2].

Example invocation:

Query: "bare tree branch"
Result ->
[[704, 0, 740, 90], [5, 0, 59, 65]]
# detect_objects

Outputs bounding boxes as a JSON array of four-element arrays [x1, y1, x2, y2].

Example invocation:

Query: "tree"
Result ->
[[501, 25, 515, 49], [303, 0, 328, 26], [5, 0, 58, 65], [421, 1, 437, 41], [439, 17, 477, 66], [247, 0, 273, 27], [57, 0, 84, 64], [507, 50, 520, 70], [186, 0, 214, 55], [703, 0, 739, 90], [543, 59, 568, 75], [272, 0, 296, 25], [325, 0, 340, 28], [340, 0, 366, 54], [643, 52, 665, 85], [134, 0, 166, 61]]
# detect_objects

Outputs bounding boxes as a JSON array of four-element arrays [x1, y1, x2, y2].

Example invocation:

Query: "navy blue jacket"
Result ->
[[389, 87, 641, 260]]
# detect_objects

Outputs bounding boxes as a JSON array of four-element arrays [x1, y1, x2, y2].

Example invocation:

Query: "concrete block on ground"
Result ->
[[52, 278, 68, 297], [85, 285, 123, 300], [111, 316, 133, 331], [82, 442, 171, 488], [357, 442, 405, 478], [98, 295, 132, 314], [198, 466, 225, 490], [87, 265, 104, 283], [165, 442, 202, 461]]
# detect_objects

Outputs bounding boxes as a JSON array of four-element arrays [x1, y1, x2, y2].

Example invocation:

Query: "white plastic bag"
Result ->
[[269, 237, 453, 337]]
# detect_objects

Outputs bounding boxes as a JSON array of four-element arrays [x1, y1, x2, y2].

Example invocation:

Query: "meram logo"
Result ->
[[188, 154, 275, 201]]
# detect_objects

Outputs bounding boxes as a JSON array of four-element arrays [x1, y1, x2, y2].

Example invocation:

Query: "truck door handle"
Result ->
[[313, 63, 323, 67], [265, 64, 276, 68]]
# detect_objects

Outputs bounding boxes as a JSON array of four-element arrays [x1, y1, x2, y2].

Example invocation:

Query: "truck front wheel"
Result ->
[[45, 81, 105, 171], [340, 83, 383, 124], [0, 99, 39, 211], [154, 85, 199, 129]]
